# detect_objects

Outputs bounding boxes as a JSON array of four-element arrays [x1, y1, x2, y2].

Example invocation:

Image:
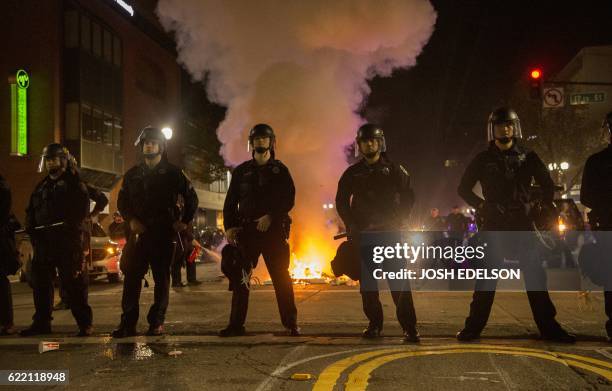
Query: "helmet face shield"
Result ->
[[38, 144, 69, 173], [603, 111, 612, 134], [487, 107, 522, 142], [247, 123, 276, 153], [355, 124, 386, 157], [135, 126, 166, 158], [37, 156, 45, 173], [135, 127, 166, 147], [487, 119, 522, 142]]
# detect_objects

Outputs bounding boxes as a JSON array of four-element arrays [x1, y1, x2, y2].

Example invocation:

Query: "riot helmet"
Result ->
[[355, 123, 386, 158], [487, 107, 522, 143], [38, 143, 72, 174], [134, 126, 166, 158], [247, 123, 276, 155]]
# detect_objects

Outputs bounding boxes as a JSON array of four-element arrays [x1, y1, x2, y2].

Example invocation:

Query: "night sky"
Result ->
[[365, 0, 612, 220]]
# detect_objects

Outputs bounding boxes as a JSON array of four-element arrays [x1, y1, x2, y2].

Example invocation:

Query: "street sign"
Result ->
[[543, 87, 564, 108], [569, 92, 606, 105]]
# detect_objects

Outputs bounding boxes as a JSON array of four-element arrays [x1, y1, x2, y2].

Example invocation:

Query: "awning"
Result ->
[[79, 167, 122, 192]]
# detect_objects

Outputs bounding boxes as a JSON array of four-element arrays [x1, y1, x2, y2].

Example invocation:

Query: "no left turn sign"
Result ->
[[543, 87, 564, 108]]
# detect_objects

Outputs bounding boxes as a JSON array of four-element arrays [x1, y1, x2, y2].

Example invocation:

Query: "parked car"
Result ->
[[19, 223, 122, 283], [88, 222, 122, 283]]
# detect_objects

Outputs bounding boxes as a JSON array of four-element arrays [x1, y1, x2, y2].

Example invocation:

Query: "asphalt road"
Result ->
[[1, 263, 612, 390]]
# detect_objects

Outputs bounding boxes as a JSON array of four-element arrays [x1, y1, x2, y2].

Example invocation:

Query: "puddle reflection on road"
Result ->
[[100, 342, 185, 361]]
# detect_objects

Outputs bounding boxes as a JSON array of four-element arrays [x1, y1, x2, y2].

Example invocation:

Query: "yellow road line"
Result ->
[[344, 349, 612, 391], [312, 345, 612, 391], [419, 344, 612, 370], [554, 351, 612, 370], [312, 348, 403, 391]]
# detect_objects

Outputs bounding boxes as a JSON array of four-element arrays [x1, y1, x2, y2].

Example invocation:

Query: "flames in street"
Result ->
[[288, 236, 355, 285], [289, 236, 335, 281], [290, 253, 324, 280]]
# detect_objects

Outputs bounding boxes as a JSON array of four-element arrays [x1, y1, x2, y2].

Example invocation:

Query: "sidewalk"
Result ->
[[7, 263, 610, 339]]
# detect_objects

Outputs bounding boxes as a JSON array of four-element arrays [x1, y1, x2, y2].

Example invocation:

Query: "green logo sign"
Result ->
[[11, 69, 29, 155], [16, 69, 29, 89]]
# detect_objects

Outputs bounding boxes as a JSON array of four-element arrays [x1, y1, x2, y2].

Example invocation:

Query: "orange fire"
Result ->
[[289, 236, 335, 281], [290, 253, 324, 280]]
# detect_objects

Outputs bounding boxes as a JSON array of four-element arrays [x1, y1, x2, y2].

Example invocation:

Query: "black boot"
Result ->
[[218, 325, 246, 337], [76, 325, 94, 337], [456, 329, 481, 342], [111, 324, 138, 338], [540, 327, 576, 343], [362, 325, 382, 339], [20, 323, 52, 337], [146, 324, 164, 336], [403, 328, 420, 343], [53, 301, 70, 311]]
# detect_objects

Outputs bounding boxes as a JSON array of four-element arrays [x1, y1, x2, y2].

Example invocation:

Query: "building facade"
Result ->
[[1, 0, 227, 227]]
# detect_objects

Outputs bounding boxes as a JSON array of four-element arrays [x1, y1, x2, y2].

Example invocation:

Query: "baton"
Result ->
[[15, 221, 65, 234], [177, 231, 184, 252]]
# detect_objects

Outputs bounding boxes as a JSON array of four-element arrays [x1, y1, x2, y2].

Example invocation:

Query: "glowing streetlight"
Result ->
[[161, 127, 173, 140], [560, 161, 569, 170]]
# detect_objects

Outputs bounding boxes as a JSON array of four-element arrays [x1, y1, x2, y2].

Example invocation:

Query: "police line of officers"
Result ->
[[1, 109, 612, 343]]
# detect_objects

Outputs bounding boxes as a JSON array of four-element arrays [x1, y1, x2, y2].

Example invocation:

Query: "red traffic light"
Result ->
[[530, 68, 542, 80]]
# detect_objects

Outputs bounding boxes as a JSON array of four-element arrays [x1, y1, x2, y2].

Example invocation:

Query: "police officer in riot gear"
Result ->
[[221, 123, 299, 337], [335, 123, 419, 342], [456, 107, 575, 342], [112, 127, 198, 337], [21, 144, 93, 336], [580, 110, 612, 342]]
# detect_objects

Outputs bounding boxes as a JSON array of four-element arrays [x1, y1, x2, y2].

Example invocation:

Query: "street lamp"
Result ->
[[161, 127, 173, 140], [560, 161, 569, 170]]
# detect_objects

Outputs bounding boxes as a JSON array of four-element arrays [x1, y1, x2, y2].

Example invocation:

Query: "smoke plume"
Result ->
[[157, 0, 436, 270]]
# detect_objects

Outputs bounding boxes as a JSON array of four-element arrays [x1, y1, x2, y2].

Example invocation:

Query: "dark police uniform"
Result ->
[[223, 158, 297, 330], [0, 174, 17, 333], [458, 141, 567, 337], [446, 212, 469, 240], [58, 184, 108, 309], [335, 155, 417, 333], [580, 143, 612, 338], [117, 159, 198, 331], [25, 170, 92, 330]]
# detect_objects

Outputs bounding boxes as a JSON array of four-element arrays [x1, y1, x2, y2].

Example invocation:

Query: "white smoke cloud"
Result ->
[[157, 0, 436, 266]]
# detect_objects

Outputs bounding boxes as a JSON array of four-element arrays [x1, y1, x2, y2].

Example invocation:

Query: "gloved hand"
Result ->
[[129, 219, 146, 234], [225, 227, 242, 246], [478, 201, 505, 222], [346, 224, 359, 240], [173, 221, 187, 232]]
